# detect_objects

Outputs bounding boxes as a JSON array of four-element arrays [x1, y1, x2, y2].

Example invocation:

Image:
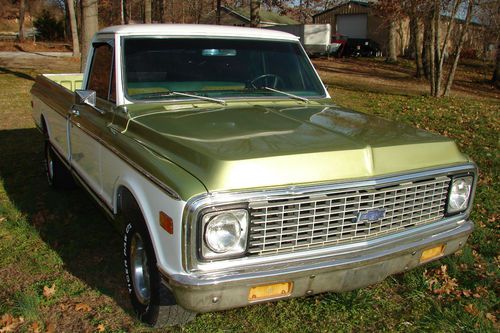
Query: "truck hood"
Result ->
[[121, 102, 467, 192]]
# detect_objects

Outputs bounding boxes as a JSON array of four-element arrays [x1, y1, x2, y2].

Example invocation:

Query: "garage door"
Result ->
[[337, 14, 367, 39]]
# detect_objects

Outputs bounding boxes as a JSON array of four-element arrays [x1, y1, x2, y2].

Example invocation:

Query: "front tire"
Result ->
[[123, 212, 196, 327]]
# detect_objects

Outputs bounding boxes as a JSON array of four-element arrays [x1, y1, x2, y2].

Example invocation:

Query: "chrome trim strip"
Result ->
[[182, 163, 477, 272], [67, 115, 181, 200]]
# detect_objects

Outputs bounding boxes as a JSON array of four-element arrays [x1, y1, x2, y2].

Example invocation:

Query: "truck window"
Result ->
[[88, 43, 114, 101], [123, 38, 325, 100]]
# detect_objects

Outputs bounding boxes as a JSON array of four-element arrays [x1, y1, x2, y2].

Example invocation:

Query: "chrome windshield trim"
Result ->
[[182, 163, 477, 272]]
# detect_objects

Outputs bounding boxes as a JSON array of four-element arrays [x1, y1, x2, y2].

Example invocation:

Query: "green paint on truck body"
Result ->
[[41, 74, 469, 199]]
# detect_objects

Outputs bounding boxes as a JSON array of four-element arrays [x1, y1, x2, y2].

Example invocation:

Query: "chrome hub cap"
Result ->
[[130, 233, 151, 305]]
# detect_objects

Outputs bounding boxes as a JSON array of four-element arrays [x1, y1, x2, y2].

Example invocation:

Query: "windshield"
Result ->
[[123, 38, 326, 101]]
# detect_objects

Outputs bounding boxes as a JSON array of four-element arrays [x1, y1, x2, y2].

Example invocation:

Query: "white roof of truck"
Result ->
[[98, 24, 299, 41]]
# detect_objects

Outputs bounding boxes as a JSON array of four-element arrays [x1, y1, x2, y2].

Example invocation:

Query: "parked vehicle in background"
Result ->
[[343, 38, 382, 57], [330, 33, 348, 57], [265, 24, 333, 56], [31, 24, 477, 328]]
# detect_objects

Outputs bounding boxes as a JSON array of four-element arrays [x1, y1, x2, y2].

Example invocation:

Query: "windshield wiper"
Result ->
[[140, 91, 227, 105], [262, 87, 309, 103]]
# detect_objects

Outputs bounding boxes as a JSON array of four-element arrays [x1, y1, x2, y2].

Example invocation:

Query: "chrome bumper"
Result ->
[[162, 220, 473, 313]]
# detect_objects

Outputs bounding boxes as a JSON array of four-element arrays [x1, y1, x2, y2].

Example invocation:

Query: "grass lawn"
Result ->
[[0, 58, 498, 332]]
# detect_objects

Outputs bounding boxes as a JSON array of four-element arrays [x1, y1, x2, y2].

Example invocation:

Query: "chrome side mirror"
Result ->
[[75, 90, 96, 107]]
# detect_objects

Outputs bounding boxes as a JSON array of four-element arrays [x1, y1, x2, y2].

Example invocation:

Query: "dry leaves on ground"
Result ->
[[43, 284, 56, 299], [75, 303, 92, 312], [424, 265, 459, 298], [30, 321, 40, 333], [464, 303, 480, 316], [485, 313, 497, 323], [0, 314, 24, 333], [45, 322, 56, 333], [96, 323, 105, 332]]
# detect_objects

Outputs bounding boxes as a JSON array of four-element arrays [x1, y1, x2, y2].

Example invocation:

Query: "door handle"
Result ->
[[70, 109, 80, 117]]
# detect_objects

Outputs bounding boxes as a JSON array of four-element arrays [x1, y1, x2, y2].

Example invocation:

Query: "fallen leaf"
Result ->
[[75, 303, 92, 312], [59, 303, 70, 311], [0, 217, 5, 223], [45, 322, 55, 333], [464, 304, 480, 316], [462, 289, 472, 297], [43, 284, 56, 299], [96, 324, 105, 332], [31, 322, 41, 333], [485, 313, 496, 323], [0, 314, 24, 333]]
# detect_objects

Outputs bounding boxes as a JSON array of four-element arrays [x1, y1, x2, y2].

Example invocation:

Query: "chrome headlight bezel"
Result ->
[[446, 175, 474, 215], [199, 209, 249, 260]]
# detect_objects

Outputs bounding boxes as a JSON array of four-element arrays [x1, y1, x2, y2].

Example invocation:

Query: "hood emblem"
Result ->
[[356, 209, 386, 224]]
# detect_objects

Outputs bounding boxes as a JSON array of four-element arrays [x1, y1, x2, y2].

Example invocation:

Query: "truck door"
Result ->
[[68, 42, 115, 199]]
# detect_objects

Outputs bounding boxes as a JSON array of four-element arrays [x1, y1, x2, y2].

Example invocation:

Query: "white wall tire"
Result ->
[[123, 204, 196, 327]]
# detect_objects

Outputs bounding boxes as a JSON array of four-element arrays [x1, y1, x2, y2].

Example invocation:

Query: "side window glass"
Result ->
[[87, 44, 114, 100]]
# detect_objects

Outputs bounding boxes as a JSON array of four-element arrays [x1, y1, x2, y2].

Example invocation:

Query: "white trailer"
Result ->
[[264, 24, 332, 56]]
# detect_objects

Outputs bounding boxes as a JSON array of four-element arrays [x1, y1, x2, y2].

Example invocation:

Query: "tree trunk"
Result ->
[[67, 0, 80, 57], [18, 0, 25, 41], [444, 1, 474, 96], [413, 18, 424, 78], [408, 16, 417, 59], [80, 0, 99, 72], [432, 0, 441, 97], [144, 0, 152, 23], [387, 20, 398, 63], [493, 43, 500, 88], [250, 0, 261, 27], [216, 0, 221, 25], [423, 17, 432, 79], [429, 13, 436, 95]]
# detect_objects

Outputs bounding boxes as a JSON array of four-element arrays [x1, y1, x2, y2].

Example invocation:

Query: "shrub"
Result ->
[[33, 10, 65, 41]]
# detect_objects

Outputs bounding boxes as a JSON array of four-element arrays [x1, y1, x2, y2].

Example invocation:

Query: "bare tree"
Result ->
[[18, 0, 25, 41], [494, 45, 500, 88], [443, 0, 474, 95], [81, 0, 99, 72], [216, 0, 221, 24], [250, 0, 261, 27], [478, 0, 500, 87], [373, 1, 404, 63], [144, 0, 152, 23], [67, 0, 80, 57], [387, 20, 398, 62]]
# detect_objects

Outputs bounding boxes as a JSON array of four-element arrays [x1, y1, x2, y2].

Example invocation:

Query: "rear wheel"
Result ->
[[123, 205, 196, 327], [44, 140, 75, 189]]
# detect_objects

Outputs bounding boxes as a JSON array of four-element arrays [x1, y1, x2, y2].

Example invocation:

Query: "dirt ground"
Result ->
[[0, 40, 72, 52], [313, 57, 500, 100]]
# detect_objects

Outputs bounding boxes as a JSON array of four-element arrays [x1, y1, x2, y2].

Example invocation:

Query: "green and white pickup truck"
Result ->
[[31, 24, 477, 327]]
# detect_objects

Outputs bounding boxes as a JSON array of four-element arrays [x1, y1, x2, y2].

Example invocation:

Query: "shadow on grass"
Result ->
[[0, 127, 132, 312], [0, 66, 35, 81]]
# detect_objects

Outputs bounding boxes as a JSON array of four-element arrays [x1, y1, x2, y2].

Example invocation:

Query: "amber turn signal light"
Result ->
[[160, 211, 174, 234]]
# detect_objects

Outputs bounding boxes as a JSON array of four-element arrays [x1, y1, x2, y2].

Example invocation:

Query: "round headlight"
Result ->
[[205, 213, 241, 253], [448, 177, 472, 213]]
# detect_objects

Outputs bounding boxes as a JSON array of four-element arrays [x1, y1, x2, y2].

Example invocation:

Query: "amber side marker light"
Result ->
[[248, 282, 292, 302], [159, 211, 174, 234], [420, 244, 445, 263]]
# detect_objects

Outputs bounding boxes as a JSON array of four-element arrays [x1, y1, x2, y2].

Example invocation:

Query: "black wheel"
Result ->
[[123, 206, 196, 327], [44, 140, 75, 189]]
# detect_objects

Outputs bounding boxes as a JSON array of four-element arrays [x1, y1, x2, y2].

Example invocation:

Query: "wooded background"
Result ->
[[4, 0, 500, 92]]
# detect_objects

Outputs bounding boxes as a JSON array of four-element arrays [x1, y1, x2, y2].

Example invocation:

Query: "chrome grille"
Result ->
[[248, 176, 451, 255]]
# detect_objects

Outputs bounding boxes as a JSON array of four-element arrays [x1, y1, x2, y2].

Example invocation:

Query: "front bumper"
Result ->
[[163, 219, 473, 313]]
